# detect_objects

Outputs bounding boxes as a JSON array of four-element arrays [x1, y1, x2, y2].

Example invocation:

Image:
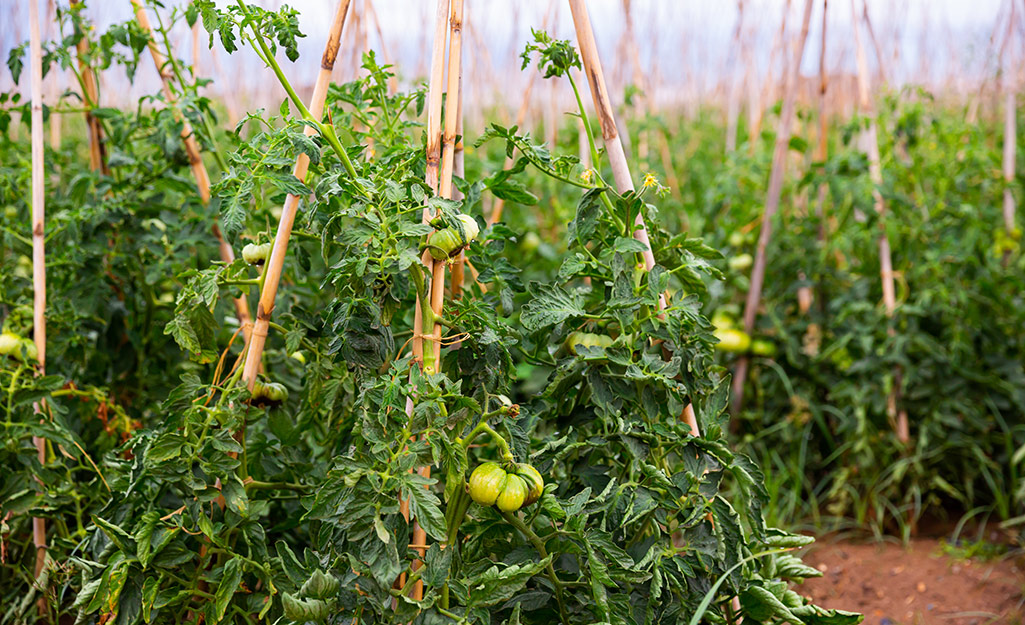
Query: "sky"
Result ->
[[0, 0, 1016, 115]]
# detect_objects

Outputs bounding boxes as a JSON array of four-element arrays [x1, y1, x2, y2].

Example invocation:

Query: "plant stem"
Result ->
[[501, 511, 570, 625], [235, 0, 361, 186], [460, 421, 514, 461]]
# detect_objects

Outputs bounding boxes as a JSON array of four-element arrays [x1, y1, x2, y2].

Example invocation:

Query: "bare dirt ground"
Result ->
[[798, 537, 1024, 625]]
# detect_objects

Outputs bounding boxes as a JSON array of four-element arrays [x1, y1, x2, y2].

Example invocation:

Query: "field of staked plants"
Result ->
[[0, 0, 1023, 624]]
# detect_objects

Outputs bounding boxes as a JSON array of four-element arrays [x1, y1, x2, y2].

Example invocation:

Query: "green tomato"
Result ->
[[728, 253, 753, 272], [3, 206, 17, 220], [728, 231, 745, 248], [495, 474, 528, 512], [751, 338, 776, 356], [468, 462, 507, 507], [714, 328, 751, 353], [251, 381, 288, 406], [565, 331, 614, 355], [0, 332, 21, 356], [515, 463, 544, 506], [425, 214, 480, 260], [242, 242, 272, 266], [711, 310, 735, 330], [290, 351, 306, 364], [520, 231, 542, 253], [14, 256, 31, 279]]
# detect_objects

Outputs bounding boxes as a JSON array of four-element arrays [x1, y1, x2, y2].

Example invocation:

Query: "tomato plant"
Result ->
[[0, 3, 864, 625]]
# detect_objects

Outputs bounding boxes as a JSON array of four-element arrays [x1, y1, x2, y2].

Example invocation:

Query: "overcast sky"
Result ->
[[0, 1, 1015, 113]]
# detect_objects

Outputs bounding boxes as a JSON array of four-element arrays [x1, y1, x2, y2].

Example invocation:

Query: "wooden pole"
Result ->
[[46, 0, 61, 151], [1002, 1, 1018, 252], [28, 0, 49, 600], [402, 0, 451, 602], [862, 1, 889, 85], [814, 0, 829, 238], [850, 0, 908, 442], [567, 0, 698, 435], [450, 4, 467, 300], [239, 0, 351, 389], [131, 1, 253, 342], [71, 0, 109, 175], [731, 0, 815, 414]]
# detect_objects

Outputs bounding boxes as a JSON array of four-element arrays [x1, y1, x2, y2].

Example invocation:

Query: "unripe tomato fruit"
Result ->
[[728, 253, 753, 272], [496, 474, 529, 512], [711, 311, 734, 330], [0, 333, 21, 356], [714, 328, 751, 353], [242, 242, 272, 266], [468, 462, 507, 507], [565, 331, 613, 355], [728, 231, 745, 248], [751, 338, 776, 356], [250, 381, 288, 406], [520, 231, 542, 253], [425, 213, 480, 260], [515, 463, 544, 506]]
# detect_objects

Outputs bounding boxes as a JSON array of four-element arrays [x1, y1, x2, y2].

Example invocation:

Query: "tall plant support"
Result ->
[[239, 0, 351, 390], [401, 0, 455, 602], [70, 0, 109, 175], [850, 0, 908, 443], [28, 0, 49, 600], [131, 2, 253, 342], [731, 0, 815, 414], [814, 0, 829, 238], [566, 0, 698, 436], [1002, 1, 1018, 262]]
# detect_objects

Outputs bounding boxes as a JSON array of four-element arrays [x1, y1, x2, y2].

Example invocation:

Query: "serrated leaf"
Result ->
[[520, 283, 586, 332]]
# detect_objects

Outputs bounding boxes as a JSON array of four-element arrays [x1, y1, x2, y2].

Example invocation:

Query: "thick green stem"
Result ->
[[501, 511, 570, 625], [408, 263, 437, 371], [460, 421, 514, 462], [567, 73, 629, 236], [234, 0, 361, 186]]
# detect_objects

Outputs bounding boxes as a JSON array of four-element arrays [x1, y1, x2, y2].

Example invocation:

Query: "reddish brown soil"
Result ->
[[798, 537, 1024, 625]]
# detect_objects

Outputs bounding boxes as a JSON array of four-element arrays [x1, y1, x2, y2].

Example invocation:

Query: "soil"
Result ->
[[798, 536, 1024, 625]]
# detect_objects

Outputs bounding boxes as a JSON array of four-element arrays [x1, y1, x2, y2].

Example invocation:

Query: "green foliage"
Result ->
[[0, 6, 856, 625], [702, 90, 1025, 535]]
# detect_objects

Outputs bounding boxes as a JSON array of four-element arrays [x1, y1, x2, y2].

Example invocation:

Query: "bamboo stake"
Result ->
[[731, 0, 814, 414], [450, 11, 467, 300], [402, 0, 451, 603], [28, 0, 49, 602], [567, 0, 698, 436], [487, 0, 556, 225], [71, 0, 109, 175], [850, 0, 907, 443], [131, 2, 253, 343], [862, 1, 889, 85], [239, 0, 351, 391], [1002, 1, 1018, 253], [967, 0, 1011, 124], [46, 0, 60, 151], [814, 0, 829, 239], [800, 0, 830, 315]]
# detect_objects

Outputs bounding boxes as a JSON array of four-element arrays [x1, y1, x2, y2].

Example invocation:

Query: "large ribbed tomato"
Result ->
[[468, 462, 507, 507]]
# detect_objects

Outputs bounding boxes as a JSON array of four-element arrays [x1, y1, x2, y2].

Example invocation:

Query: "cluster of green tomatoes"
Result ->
[[468, 462, 544, 513]]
